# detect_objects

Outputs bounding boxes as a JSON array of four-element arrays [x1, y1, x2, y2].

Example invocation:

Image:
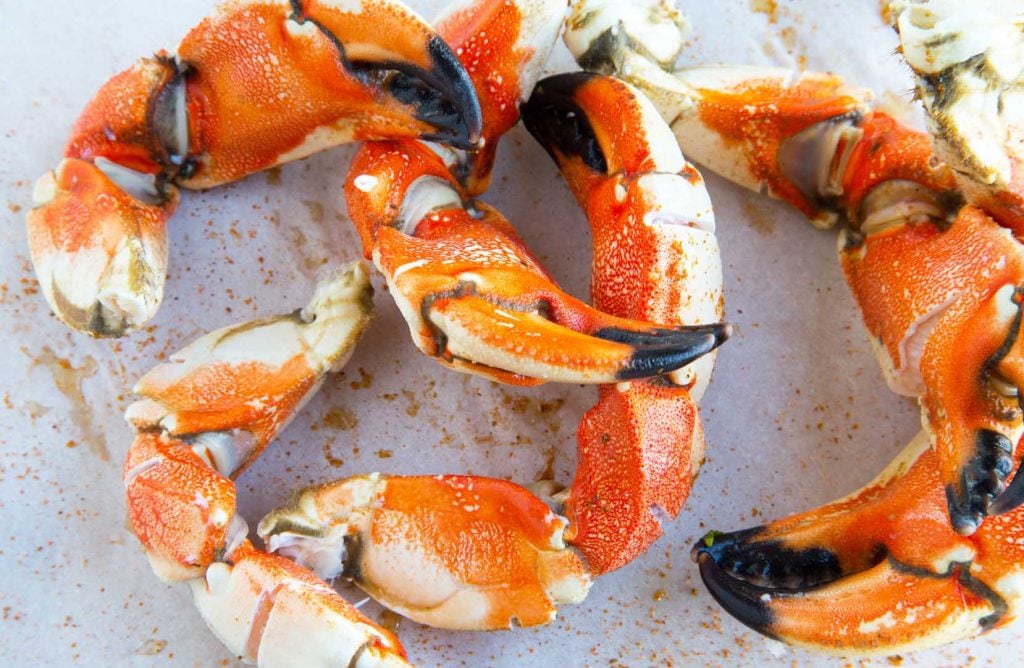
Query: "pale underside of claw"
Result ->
[[191, 544, 410, 667], [125, 261, 374, 449], [893, 0, 1024, 190]]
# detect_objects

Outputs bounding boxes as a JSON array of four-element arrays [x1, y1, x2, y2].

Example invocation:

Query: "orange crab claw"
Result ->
[[375, 200, 728, 384], [521, 72, 725, 573], [692, 433, 1024, 655], [842, 205, 1024, 534], [348, 140, 728, 385], [258, 474, 592, 630], [29, 0, 482, 337], [124, 262, 373, 580], [27, 157, 175, 337]]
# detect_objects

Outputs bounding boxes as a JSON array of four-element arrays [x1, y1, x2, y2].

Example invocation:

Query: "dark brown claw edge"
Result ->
[[600, 323, 732, 381], [946, 429, 1015, 536]]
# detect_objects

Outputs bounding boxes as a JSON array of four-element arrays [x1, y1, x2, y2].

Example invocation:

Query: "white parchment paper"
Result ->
[[0, 0, 1015, 665]]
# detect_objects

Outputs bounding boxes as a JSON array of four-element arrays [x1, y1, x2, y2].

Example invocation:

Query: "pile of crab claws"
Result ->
[[689, 433, 1024, 654]]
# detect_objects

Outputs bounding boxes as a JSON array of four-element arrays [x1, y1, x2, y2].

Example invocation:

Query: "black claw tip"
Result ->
[[417, 35, 483, 150], [695, 551, 777, 638], [521, 72, 608, 175], [691, 528, 842, 590], [602, 322, 731, 381], [990, 468, 1024, 516], [946, 429, 1015, 534]]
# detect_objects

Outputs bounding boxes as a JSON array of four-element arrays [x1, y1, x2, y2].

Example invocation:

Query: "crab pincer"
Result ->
[[521, 71, 724, 573], [693, 434, 1024, 654], [27, 0, 483, 338], [122, 262, 413, 666]]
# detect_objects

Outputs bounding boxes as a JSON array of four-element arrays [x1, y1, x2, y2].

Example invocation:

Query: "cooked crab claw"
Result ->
[[429, 0, 569, 194], [27, 157, 175, 337], [350, 140, 729, 385], [28, 0, 482, 337], [892, 0, 1024, 232], [124, 261, 373, 581], [521, 71, 725, 573], [374, 204, 729, 383], [691, 433, 1024, 655], [258, 474, 592, 630]]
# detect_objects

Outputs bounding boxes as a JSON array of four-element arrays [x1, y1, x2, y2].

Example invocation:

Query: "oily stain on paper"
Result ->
[[27, 346, 109, 461]]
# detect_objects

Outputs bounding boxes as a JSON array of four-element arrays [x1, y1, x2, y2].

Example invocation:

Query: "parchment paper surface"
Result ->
[[0, 1, 1015, 666]]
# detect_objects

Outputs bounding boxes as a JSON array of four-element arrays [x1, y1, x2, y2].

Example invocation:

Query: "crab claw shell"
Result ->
[[124, 431, 241, 582], [125, 261, 373, 458], [691, 433, 1024, 654], [371, 191, 729, 384], [27, 158, 174, 337], [841, 206, 1024, 533], [192, 541, 409, 667], [176, 0, 484, 184], [258, 474, 592, 630], [566, 383, 704, 574], [892, 0, 1024, 231]]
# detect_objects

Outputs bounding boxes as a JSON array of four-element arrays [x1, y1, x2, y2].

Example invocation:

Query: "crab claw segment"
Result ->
[[123, 263, 373, 581], [27, 158, 174, 337], [259, 474, 592, 630], [124, 431, 242, 582], [893, 0, 1024, 231], [178, 0, 483, 186], [192, 541, 409, 667], [126, 261, 373, 458], [841, 206, 1024, 533], [522, 72, 724, 572], [566, 383, 703, 574], [692, 433, 1023, 654]]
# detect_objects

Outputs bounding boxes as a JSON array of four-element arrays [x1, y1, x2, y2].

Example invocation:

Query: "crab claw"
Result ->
[[430, 0, 569, 194], [259, 474, 592, 630], [522, 72, 725, 573], [893, 0, 1024, 232], [27, 157, 175, 337], [692, 432, 1024, 654], [29, 0, 483, 337], [349, 138, 728, 385], [374, 202, 728, 384], [192, 541, 409, 667]]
